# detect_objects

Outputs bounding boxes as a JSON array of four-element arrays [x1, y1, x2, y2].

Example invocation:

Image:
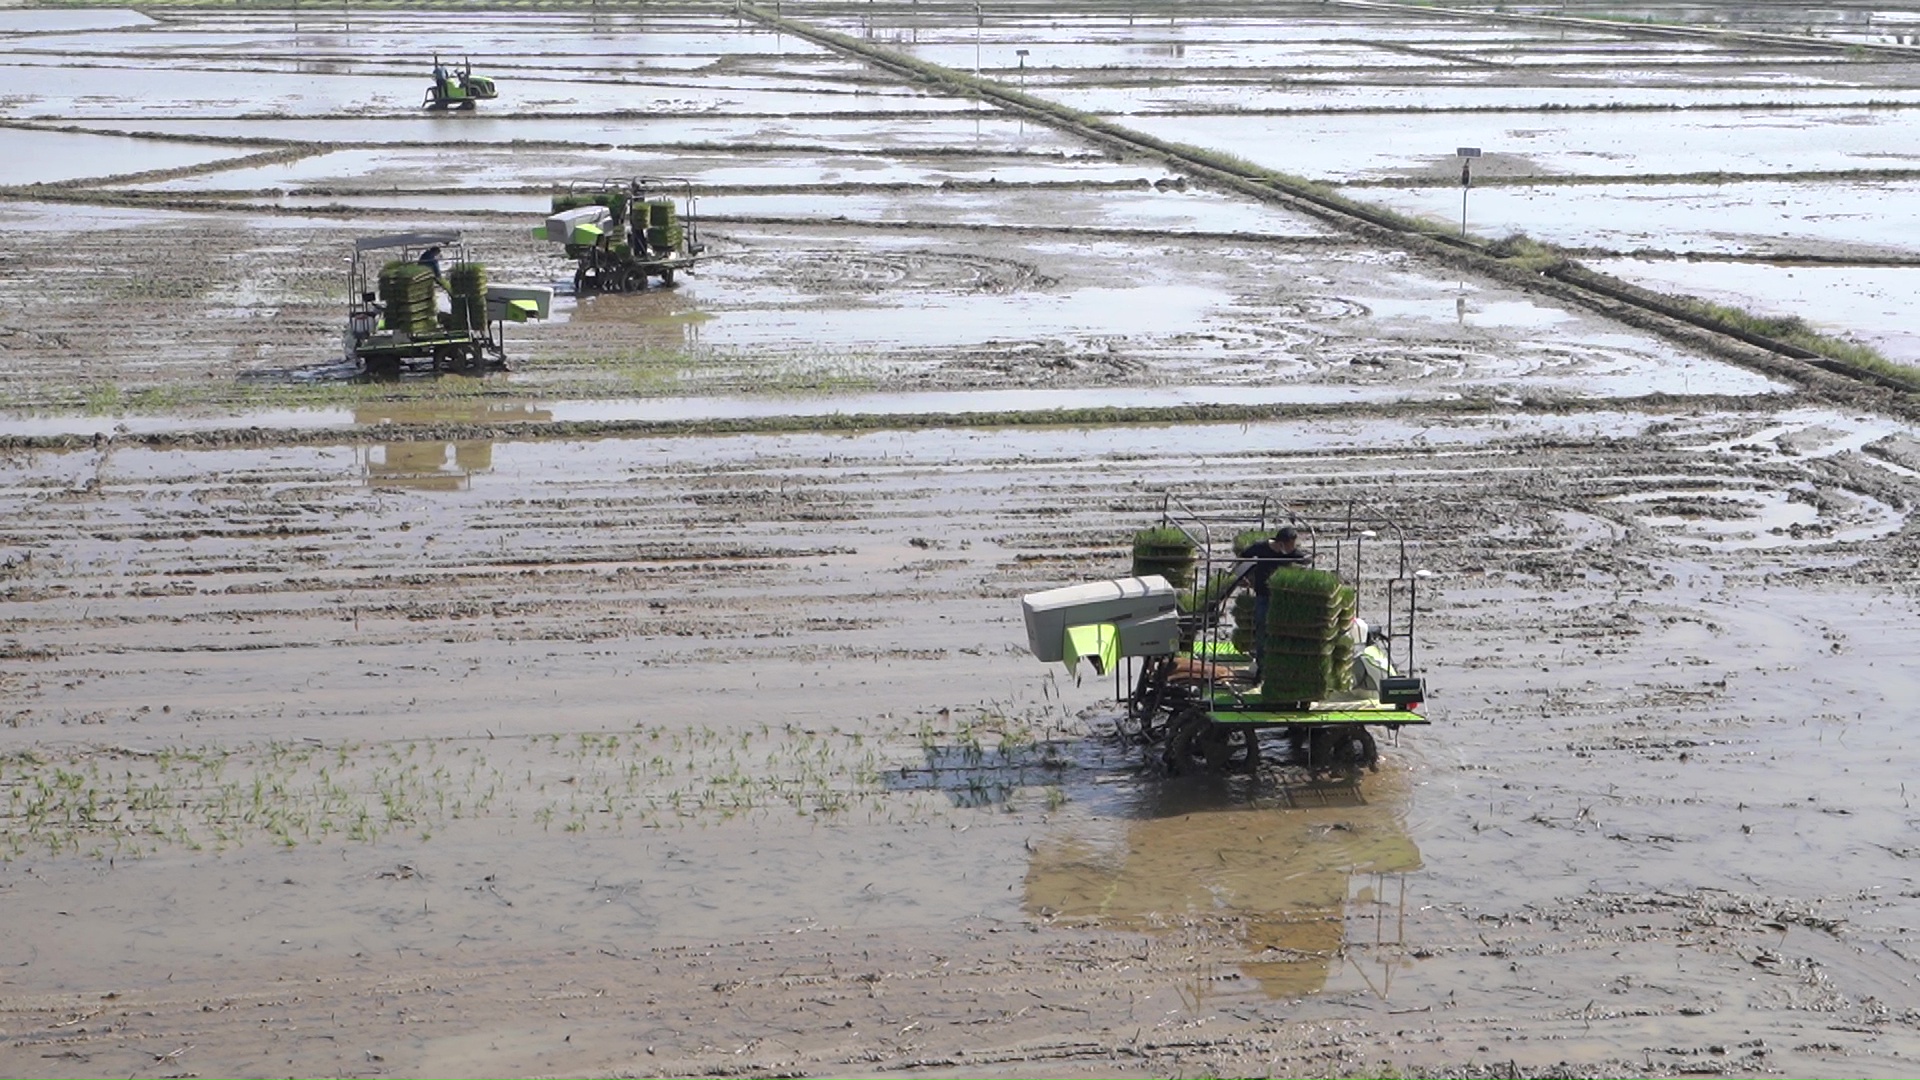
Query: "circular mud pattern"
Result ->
[[1269, 295, 1369, 321], [719, 249, 1045, 295]]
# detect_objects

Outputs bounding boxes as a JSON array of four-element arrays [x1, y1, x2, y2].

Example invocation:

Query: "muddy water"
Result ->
[[6, 2, 1920, 1076], [0, 67, 959, 121], [1122, 107, 1920, 183], [0, 385, 1416, 440], [905, 38, 1451, 71], [262, 187, 1325, 240], [0, 129, 245, 186], [1361, 179, 1920, 258], [51, 112, 1088, 151], [1593, 256, 1920, 364], [0, 203, 1788, 421], [131, 147, 1165, 194], [1051, 83, 1920, 114], [0, 10, 152, 32], [4, 408, 1920, 1077], [1025, 766, 1424, 1001]]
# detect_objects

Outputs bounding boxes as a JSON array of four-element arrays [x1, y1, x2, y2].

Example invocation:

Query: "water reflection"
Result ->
[[1024, 771, 1421, 1000], [354, 401, 552, 489], [568, 286, 712, 351]]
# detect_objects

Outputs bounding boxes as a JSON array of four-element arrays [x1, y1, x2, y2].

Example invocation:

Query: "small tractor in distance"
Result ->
[[424, 55, 497, 110], [539, 177, 705, 294]]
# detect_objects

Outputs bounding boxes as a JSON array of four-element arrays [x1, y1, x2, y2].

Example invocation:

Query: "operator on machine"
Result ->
[[1237, 526, 1309, 680]]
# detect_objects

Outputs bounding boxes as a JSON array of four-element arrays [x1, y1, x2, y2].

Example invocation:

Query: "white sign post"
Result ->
[[1457, 147, 1481, 238]]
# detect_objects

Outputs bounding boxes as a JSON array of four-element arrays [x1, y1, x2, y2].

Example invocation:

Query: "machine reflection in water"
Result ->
[[354, 401, 552, 490], [1023, 773, 1421, 1001]]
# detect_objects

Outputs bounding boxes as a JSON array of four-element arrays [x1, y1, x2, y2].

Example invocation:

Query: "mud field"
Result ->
[[4, 3, 1920, 1079]]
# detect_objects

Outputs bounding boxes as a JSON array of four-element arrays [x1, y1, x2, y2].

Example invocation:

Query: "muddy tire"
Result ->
[[1161, 708, 1207, 775], [1306, 726, 1377, 779], [661, 268, 675, 285], [1163, 709, 1257, 774], [1199, 722, 1258, 773]]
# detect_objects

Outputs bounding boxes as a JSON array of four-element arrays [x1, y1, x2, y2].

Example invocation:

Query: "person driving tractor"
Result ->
[[1238, 526, 1309, 679]]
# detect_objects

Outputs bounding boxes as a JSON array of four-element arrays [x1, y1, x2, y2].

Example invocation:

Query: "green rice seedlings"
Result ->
[[1130, 524, 1197, 589], [1261, 567, 1356, 704]]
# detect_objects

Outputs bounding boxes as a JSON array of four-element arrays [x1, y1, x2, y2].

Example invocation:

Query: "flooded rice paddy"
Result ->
[[2, 1, 1920, 1078], [1590, 257, 1920, 364]]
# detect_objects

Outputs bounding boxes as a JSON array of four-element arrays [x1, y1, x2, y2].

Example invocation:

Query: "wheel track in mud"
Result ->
[[718, 247, 1046, 294], [3, 410, 1907, 670], [733, 2, 1920, 414], [0, 392, 1791, 451]]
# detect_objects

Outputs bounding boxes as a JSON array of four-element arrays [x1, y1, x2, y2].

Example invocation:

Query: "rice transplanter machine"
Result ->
[[342, 230, 551, 375], [1020, 497, 1432, 776], [538, 177, 705, 295]]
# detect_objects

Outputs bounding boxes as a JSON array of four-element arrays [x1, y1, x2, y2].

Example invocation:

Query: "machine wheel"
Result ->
[[1161, 708, 1206, 775], [1306, 726, 1377, 779], [1162, 709, 1258, 775], [1198, 723, 1258, 773], [661, 268, 675, 285]]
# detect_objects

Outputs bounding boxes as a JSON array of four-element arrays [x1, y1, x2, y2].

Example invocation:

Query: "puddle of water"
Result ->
[[1026, 767, 1421, 1000], [0, 199, 223, 234], [0, 64, 964, 121], [352, 401, 554, 489], [0, 383, 1419, 441], [1424, 44, 1844, 66], [0, 127, 247, 185], [1122, 107, 1920, 183], [57, 114, 1089, 154], [0, 413, 1498, 489], [361, 439, 498, 490], [1053, 82, 1920, 116], [1364, 287, 1576, 332], [0, 22, 825, 61], [1601, 484, 1899, 550], [819, 14, 1552, 47], [0, 198, 349, 236], [260, 186, 1331, 240], [1327, 273, 1783, 397], [702, 187, 1330, 235], [1593, 257, 1920, 365], [0, 9, 154, 33], [651, 280, 1213, 349], [902, 38, 1449, 71], [0, 63, 398, 119], [129, 145, 1169, 194], [1360, 179, 1920, 258]]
